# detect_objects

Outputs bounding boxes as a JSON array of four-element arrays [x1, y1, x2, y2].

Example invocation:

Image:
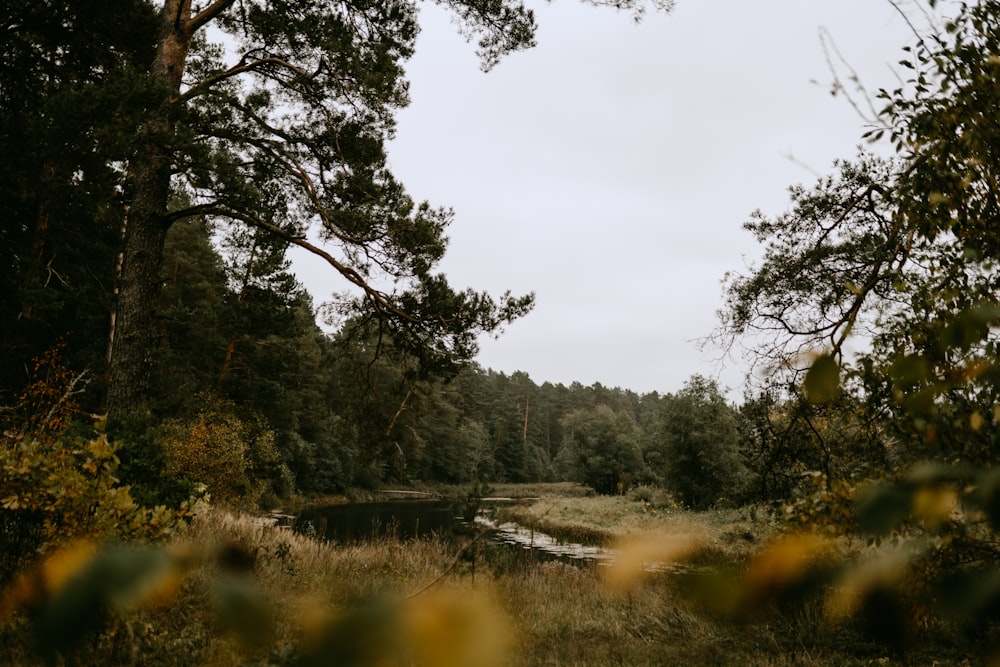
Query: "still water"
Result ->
[[294, 500, 458, 542]]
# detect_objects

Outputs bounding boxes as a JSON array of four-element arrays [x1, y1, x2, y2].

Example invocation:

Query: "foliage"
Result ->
[[649, 375, 747, 509], [95, 0, 545, 420], [717, 0, 1000, 490], [0, 348, 205, 585], [1, 481, 983, 666], [558, 404, 646, 495], [713, 0, 1000, 655], [160, 404, 289, 509], [0, 0, 157, 409], [737, 386, 890, 502]]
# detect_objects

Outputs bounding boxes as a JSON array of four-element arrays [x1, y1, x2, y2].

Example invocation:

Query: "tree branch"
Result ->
[[189, 0, 236, 33], [166, 203, 418, 323], [181, 56, 318, 102]]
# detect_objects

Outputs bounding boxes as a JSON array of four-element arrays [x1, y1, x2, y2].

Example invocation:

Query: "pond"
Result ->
[[293, 499, 460, 542]]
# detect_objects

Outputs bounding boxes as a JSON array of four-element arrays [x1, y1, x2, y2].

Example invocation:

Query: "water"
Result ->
[[287, 497, 615, 565], [474, 514, 614, 564], [293, 499, 458, 542], [282, 499, 705, 578]]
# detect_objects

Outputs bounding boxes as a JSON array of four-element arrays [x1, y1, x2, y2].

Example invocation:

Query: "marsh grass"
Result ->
[[497, 492, 777, 556]]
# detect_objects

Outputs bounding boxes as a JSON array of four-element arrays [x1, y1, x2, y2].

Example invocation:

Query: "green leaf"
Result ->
[[974, 470, 1000, 531], [212, 574, 275, 651], [36, 547, 175, 656], [804, 354, 840, 404], [902, 384, 943, 416], [941, 307, 995, 351], [889, 354, 930, 387], [857, 483, 913, 535]]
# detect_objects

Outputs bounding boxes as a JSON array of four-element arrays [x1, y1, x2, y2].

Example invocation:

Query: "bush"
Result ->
[[159, 404, 291, 509], [0, 347, 206, 583]]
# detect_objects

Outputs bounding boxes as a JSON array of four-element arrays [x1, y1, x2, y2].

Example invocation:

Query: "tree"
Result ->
[[5, 0, 678, 426], [558, 404, 646, 495], [155, 217, 230, 414], [713, 3, 1000, 647], [717, 1, 1000, 468], [101, 0, 548, 423], [649, 375, 745, 509], [0, 0, 158, 405]]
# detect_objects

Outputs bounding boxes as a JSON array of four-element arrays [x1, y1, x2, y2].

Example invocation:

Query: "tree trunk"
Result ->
[[106, 0, 193, 424]]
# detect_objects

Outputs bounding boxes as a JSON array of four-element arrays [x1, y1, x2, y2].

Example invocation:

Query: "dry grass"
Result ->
[[0, 498, 980, 666], [496, 491, 778, 561]]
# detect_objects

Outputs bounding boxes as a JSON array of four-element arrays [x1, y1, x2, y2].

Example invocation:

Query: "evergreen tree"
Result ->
[[0, 0, 158, 405], [104, 0, 547, 423]]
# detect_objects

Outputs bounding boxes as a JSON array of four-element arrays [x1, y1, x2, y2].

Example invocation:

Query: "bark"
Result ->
[[106, 0, 194, 424]]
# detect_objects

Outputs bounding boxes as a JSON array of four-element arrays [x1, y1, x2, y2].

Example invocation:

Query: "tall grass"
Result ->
[[0, 498, 979, 665]]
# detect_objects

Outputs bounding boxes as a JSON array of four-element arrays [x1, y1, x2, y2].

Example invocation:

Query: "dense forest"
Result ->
[[0, 0, 742, 511], [2, 0, 999, 516]]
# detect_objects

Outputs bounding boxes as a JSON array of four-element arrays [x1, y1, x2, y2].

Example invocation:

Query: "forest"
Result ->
[[3, 0, 1000, 664]]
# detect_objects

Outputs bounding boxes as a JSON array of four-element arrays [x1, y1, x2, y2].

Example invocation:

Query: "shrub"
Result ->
[[0, 347, 206, 583], [159, 404, 289, 509]]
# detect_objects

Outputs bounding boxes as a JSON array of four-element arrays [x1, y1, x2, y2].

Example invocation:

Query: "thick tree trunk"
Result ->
[[106, 0, 193, 424]]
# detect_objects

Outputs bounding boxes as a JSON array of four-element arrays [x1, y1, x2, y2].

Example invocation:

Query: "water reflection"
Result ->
[[294, 500, 457, 542], [474, 515, 614, 563]]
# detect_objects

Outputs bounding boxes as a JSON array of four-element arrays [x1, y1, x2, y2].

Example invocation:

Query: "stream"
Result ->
[[286, 497, 617, 566]]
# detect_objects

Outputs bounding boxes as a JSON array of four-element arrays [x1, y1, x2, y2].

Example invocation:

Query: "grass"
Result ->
[[495, 484, 777, 561], [0, 485, 982, 665]]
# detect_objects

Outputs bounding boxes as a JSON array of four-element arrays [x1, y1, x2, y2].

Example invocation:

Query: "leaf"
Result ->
[[857, 483, 913, 535], [298, 599, 402, 667], [889, 354, 930, 387], [403, 588, 510, 667], [804, 354, 840, 404], [911, 485, 957, 529], [902, 384, 942, 416], [974, 470, 1000, 531], [825, 548, 909, 622], [36, 546, 177, 656], [601, 530, 704, 593], [929, 191, 949, 205], [936, 568, 1000, 624], [212, 574, 275, 651], [940, 304, 1000, 351]]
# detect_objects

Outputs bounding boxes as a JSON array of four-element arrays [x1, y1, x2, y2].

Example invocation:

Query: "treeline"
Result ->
[[3, 213, 753, 507]]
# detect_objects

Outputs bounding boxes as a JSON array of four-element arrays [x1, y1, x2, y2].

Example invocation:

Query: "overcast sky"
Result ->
[[293, 0, 935, 397]]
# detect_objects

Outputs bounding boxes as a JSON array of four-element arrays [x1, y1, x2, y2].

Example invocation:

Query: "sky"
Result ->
[[291, 0, 935, 397]]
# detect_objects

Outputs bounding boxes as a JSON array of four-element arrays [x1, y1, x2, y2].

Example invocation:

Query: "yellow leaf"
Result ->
[[971, 411, 984, 431], [602, 530, 703, 593], [40, 540, 97, 595], [826, 549, 908, 622], [911, 485, 957, 529], [746, 533, 829, 596], [404, 588, 510, 667]]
